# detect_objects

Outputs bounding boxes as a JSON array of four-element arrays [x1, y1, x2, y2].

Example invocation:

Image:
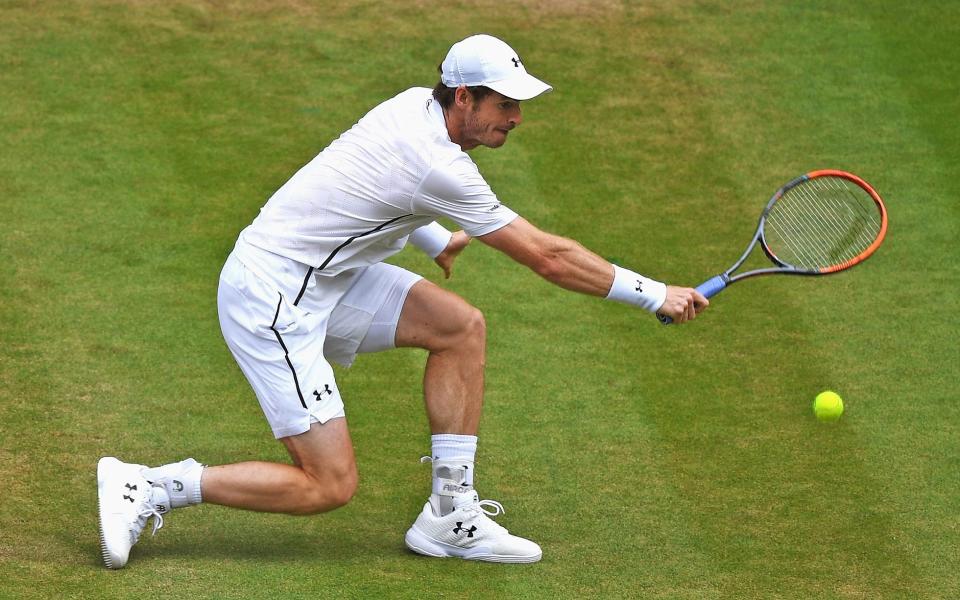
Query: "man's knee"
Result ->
[[322, 468, 358, 511], [459, 305, 486, 345], [430, 303, 485, 356], [295, 467, 358, 515], [396, 282, 487, 354]]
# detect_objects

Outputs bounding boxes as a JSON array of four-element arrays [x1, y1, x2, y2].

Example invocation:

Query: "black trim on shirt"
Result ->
[[292, 214, 414, 306], [293, 267, 314, 306], [317, 214, 414, 271]]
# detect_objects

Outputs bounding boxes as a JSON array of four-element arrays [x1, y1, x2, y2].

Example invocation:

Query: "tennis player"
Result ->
[[97, 34, 708, 568]]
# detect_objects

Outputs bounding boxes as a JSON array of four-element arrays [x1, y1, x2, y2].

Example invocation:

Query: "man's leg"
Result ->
[[98, 251, 361, 569], [201, 417, 358, 515], [197, 249, 359, 515], [98, 418, 359, 569], [395, 279, 486, 435], [393, 279, 541, 563]]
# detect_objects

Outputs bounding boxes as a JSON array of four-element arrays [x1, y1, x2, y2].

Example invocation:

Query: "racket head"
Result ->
[[759, 170, 888, 274]]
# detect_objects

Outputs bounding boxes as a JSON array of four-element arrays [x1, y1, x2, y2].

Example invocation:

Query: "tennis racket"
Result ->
[[657, 169, 888, 324]]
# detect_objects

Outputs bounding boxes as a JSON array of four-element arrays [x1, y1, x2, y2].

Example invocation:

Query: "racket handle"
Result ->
[[656, 275, 728, 325], [695, 275, 728, 299]]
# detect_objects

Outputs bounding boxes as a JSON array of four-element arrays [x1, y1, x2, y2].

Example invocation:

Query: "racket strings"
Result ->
[[764, 176, 882, 270], [805, 178, 878, 252], [773, 183, 873, 267], [772, 179, 879, 267], [779, 181, 868, 263]]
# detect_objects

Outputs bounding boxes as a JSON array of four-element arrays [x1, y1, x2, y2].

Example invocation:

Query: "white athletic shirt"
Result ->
[[239, 87, 519, 275]]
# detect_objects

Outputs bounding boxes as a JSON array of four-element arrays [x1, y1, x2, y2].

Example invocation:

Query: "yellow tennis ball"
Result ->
[[813, 391, 844, 422]]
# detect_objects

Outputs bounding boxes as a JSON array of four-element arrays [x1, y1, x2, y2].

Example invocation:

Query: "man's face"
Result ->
[[459, 90, 523, 150]]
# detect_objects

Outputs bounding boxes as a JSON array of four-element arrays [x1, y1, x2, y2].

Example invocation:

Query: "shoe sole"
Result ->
[[404, 527, 542, 564], [97, 457, 122, 569]]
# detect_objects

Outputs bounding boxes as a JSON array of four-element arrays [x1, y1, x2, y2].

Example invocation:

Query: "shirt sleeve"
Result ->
[[412, 158, 518, 237]]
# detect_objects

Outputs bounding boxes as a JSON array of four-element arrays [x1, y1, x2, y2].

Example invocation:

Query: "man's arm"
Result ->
[[478, 217, 612, 295], [478, 217, 707, 323]]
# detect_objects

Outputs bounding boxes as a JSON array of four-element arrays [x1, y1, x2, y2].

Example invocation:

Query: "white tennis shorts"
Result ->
[[217, 239, 421, 439]]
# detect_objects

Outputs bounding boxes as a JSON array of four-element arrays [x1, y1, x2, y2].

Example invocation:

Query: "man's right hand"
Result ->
[[657, 286, 709, 323]]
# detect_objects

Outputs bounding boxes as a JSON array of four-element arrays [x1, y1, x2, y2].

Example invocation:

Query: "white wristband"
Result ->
[[605, 265, 667, 313], [409, 222, 453, 258]]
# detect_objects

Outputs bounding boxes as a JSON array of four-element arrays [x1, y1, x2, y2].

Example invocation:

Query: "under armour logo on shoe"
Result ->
[[313, 385, 333, 400], [125, 483, 137, 491], [122, 494, 135, 503], [635, 279, 643, 293], [453, 522, 477, 538]]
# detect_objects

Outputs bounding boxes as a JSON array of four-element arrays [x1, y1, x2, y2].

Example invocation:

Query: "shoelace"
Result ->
[[477, 499, 505, 517], [135, 492, 165, 537], [143, 506, 165, 536]]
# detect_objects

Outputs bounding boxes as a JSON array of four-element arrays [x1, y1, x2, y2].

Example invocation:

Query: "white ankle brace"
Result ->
[[430, 434, 477, 487]]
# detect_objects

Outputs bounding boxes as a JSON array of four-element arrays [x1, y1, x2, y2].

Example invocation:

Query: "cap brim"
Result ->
[[486, 73, 553, 101]]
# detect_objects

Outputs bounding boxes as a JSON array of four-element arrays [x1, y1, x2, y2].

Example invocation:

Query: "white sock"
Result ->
[[142, 458, 204, 509], [430, 434, 477, 516]]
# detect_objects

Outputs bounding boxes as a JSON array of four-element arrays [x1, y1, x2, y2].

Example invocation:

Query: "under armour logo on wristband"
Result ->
[[453, 522, 478, 538], [608, 265, 667, 313]]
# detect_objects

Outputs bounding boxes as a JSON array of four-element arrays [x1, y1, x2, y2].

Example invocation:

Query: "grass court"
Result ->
[[1, 1, 958, 597]]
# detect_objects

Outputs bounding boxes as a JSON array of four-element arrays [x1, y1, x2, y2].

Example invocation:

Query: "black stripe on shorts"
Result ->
[[270, 294, 307, 409]]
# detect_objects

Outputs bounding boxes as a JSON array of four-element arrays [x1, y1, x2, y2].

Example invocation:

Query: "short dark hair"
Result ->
[[432, 75, 495, 109]]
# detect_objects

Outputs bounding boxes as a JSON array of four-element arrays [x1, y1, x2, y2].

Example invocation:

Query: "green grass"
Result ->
[[2, 1, 958, 598]]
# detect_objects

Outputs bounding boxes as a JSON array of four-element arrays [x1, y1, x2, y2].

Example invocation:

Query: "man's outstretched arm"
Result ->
[[478, 217, 707, 323]]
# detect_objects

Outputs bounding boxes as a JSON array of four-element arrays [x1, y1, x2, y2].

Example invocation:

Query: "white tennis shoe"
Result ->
[[97, 457, 168, 569], [405, 491, 542, 563]]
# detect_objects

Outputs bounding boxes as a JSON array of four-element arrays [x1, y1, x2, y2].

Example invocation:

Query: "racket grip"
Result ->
[[696, 275, 728, 299], [656, 275, 728, 325]]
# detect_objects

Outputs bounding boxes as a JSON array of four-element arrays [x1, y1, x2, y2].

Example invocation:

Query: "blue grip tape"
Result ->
[[696, 275, 727, 299], [657, 274, 727, 325]]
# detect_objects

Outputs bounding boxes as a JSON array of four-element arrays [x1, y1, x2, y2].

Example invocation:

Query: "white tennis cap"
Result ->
[[441, 34, 552, 101]]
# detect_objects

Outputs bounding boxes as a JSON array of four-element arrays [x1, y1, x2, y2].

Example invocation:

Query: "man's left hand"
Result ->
[[435, 231, 471, 279]]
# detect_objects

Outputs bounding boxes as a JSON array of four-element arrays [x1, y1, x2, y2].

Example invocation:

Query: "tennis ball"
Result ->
[[813, 391, 844, 422]]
